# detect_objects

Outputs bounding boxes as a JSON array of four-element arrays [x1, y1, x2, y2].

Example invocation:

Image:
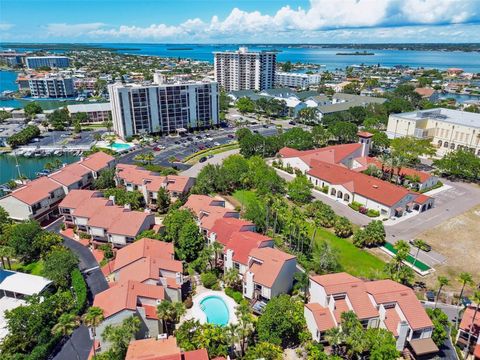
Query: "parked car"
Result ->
[[289, 121, 296, 125], [263, 124, 269, 128], [199, 156, 207, 163], [462, 297, 472, 307], [409, 239, 432, 252], [425, 291, 435, 302], [213, 142, 220, 146], [153, 147, 161, 151], [253, 130, 259, 133], [228, 134, 235, 139]]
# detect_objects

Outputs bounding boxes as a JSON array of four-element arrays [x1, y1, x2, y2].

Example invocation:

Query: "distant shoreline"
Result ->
[[336, 51, 375, 56]]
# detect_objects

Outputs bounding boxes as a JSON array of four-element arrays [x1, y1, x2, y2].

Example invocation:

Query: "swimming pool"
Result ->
[[199, 296, 229, 326], [108, 142, 133, 151]]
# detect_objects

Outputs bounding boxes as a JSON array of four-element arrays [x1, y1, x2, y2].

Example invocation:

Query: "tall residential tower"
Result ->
[[214, 47, 276, 91], [108, 81, 219, 139]]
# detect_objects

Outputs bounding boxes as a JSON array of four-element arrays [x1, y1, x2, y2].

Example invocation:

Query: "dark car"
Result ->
[[409, 239, 432, 252], [263, 124, 269, 128], [462, 297, 472, 307], [174, 141, 180, 145], [425, 290, 435, 302], [228, 134, 235, 138], [289, 121, 296, 125], [199, 156, 207, 163], [253, 130, 259, 134], [186, 137, 193, 141]]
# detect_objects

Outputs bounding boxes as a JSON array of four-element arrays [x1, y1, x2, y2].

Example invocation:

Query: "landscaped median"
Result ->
[[182, 142, 239, 165], [382, 242, 433, 275]]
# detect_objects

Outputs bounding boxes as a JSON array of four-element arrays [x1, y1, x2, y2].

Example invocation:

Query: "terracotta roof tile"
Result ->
[[248, 247, 296, 288], [126, 337, 180, 360], [459, 306, 480, 336], [11, 177, 63, 205], [305, 303, 336, 331], [58, 189, 100, 209], [79, 151, 115, 172], [224, 231, 272, 265], [211, 218, 255, 245]]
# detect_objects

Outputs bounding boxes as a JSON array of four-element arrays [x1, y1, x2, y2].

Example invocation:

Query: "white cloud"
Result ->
[[0, 23, 14, 31], [36, 0, 480, 42]]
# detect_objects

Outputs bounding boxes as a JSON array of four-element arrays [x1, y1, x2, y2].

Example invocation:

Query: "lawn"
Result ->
[[383, 242, 431, 272], [232, 189, 258, 209], [10, 260, 45, 276], [183, 142, 239, 165], [312, 227, 386, 279], [232, 189, 386, 279]]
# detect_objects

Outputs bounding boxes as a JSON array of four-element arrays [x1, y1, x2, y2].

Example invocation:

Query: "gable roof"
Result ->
[[93, 280, 164, 318], [58, 189, 100, 209], [112, 238, 175, 273], [305, 302, 337, 332], [211, 217, 255, 246], [279, 143, 362, 165], [125, 337, 209, 360], [79, 151, 115, 172], [117, 257, 183, 284], [49, 163, 91, 186], [10, 176, 63, 205], [248, 247, 296, 288]]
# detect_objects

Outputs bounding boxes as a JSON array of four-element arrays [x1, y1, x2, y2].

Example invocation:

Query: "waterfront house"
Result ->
[[304, 273, 438, 358]]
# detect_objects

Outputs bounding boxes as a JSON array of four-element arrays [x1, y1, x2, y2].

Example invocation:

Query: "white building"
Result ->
[[28, 74, 75, 98], [214, 47, 276, 91], [26, 56, 70, 69], [67, 103, 111, 123], [275, 72, 321, 89], [108, 81, 219, 139], [387, 108, 480, 157]]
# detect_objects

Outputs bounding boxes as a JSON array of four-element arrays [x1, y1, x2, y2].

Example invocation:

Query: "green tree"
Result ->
[[43, 248, 79, 288], [234, 301, 255, 356], [156, 300, 185, 335], [163, 209, 195, 242], [48, 108, 71, 130], [101, 316, 140, 360], [82, 306, 104, 358], [353, 220, 385, 248], [103, 188, 144, 210], [93, 167, 116, 189], [287, 174, 313, 204], [236, 97, 255, 114], [391, 136, 436, 165], [176, 320, 232, 357], [72, 118, 82, 133], [94, 79, 108, 95], [219, 90, 230, 113], [245, 342, 283, 360], [312, 240, 341, 274], [24, 101, 43, 118], [366, 328, 399, 360], [7, 220, 43, 262], [281, 60, 293, 72], [433, 149, 480, 181], [334, 216, 353, 238], [435, 276, 449, 308], [257, 294, 306, 347], [384, 240, 415, 286], [52, 313, 81, 359], [176, 221, 204, 262], [426, 308, 449, 347], [311, 125, 330, 147], [156, 187, 171, 214], [0, 245, 15, 269], [281, 127, 314, 150], [34, 231, 63, 259], [329, 121, 358, 144]]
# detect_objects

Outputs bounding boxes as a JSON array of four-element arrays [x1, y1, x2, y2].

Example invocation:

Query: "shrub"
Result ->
[[359, 206, 368, 214], [99, 244, 114, 259], [285, 163, 294, 174], [60, 223, 66, 231], [367, 209, 380, 217], [201, 272, 218, 289], [321, 185, 329, 194], [348, 201, 362, 211], [225, 287, 243, 303], [78, 231, 90, 239], [7, 125, 40, 148], [71, 268, 87, 313]]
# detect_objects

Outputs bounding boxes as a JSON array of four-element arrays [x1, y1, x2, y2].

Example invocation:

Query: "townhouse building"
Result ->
[[108, 81, 219, 139], [115, 164, 194, 209], [214, 47, 276, 91], [0, 151, 115, 222], [457, 306, 480, 359], [304, 273, 438, 358], [58, 190, 155, 247]]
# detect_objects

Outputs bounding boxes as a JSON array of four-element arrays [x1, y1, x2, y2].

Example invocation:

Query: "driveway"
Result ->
[[46, 222, 108, 360], [180, 149, 240, 177]]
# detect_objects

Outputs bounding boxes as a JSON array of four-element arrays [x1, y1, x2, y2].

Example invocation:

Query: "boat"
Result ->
[[54, 150, 62, 156]]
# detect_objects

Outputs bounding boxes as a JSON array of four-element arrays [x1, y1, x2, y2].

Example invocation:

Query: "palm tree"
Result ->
[[456, 272, 473, 328], [435, 276, 449, 308], [325, 326, 344, 356], [157, 301, 175, 334], [464, 291, 480, 358], [0, 246, 14, 269], [143, 152, 154, 165], [82, 306, 104, 357], [52, 313, 81, 360], [411, 239, 428, 268]]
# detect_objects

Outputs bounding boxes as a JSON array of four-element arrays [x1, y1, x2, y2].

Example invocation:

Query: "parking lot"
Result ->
[[118, 124, 278, 168], [28, 129, 106, 148]]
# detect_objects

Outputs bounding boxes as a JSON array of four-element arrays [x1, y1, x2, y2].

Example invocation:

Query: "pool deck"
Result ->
[[184, 288, 238, 326]]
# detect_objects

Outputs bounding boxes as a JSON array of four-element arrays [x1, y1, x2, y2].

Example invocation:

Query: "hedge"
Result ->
[[225, 287, 243, 303], [7, 125, 40, 148], [367, 209, 380, 217], [71, 268, 87, 313]]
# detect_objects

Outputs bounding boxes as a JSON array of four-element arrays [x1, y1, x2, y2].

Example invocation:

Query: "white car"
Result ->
[[206, 137, 214, 142], [213, 142, 220, 146]]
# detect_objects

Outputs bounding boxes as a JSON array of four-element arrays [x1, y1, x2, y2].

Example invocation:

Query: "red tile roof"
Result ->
[[357, 131, 373, 138], [459, 306, 480, 336], [93, 280, 164, 318], [279, 143, 362, 165], [117, 257, 182, 284], [49, 163, 91, 186], [248, 247, 296, 288], [183, 195, 238, 231], [79, 151, 115, 172], [224, 231, 272, 265], [356, 157, 433, 183], [125, 337, 209, 360], [305, 303, 336, 331], [10, 177, 63, 205], [210, 217, 255, 245], [308, 160, 414, 206], [414, 88, 436, 98], [58, 189, 100, 209], [112, 238, 175, 273]]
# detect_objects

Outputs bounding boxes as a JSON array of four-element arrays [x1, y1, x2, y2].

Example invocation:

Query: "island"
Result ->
[[336, 51, 375, 55]]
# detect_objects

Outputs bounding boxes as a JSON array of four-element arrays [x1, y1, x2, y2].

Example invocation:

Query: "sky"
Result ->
[[1, 0, 480, 43]]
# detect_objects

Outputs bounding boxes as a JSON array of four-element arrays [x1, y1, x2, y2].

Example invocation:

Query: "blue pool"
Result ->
[[107, 142, 133, 151], [200, 296, 229, 326]]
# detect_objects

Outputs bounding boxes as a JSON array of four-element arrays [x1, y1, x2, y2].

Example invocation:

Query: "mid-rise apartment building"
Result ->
[[108, 81, 219, 139], [387, 108, 480, 157], [28, 74, 75, 98], [275, 72, 321, 89], [214, 47, 276, 91], [26, 56, 70, 69]]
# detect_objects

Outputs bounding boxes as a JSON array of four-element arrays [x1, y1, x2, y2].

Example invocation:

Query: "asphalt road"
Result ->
[[33, 129, 106, 148], [46, 221, 108, 360]]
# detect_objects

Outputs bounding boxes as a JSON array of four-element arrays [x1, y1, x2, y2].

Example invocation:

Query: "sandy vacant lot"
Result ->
[[417, 205, 480, 293]]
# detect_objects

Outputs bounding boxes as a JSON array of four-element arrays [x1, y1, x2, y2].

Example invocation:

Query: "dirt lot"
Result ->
[[416, 205, 480, 293]]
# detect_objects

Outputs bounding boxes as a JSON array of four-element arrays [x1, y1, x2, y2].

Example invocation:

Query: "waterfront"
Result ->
[[0, 153, 79, 184]]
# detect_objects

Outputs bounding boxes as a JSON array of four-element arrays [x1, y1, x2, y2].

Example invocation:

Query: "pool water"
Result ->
[[108, 142, 133, 151], [200, 296, 229, 326]]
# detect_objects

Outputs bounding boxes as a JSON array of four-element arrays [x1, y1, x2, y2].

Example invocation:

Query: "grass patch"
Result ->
[[383, 242, 431, 272], [183, 142, 238, 165], [232, 189, 258, 209], [312, 227, 386, 279], [10, 260, 45, 276]]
